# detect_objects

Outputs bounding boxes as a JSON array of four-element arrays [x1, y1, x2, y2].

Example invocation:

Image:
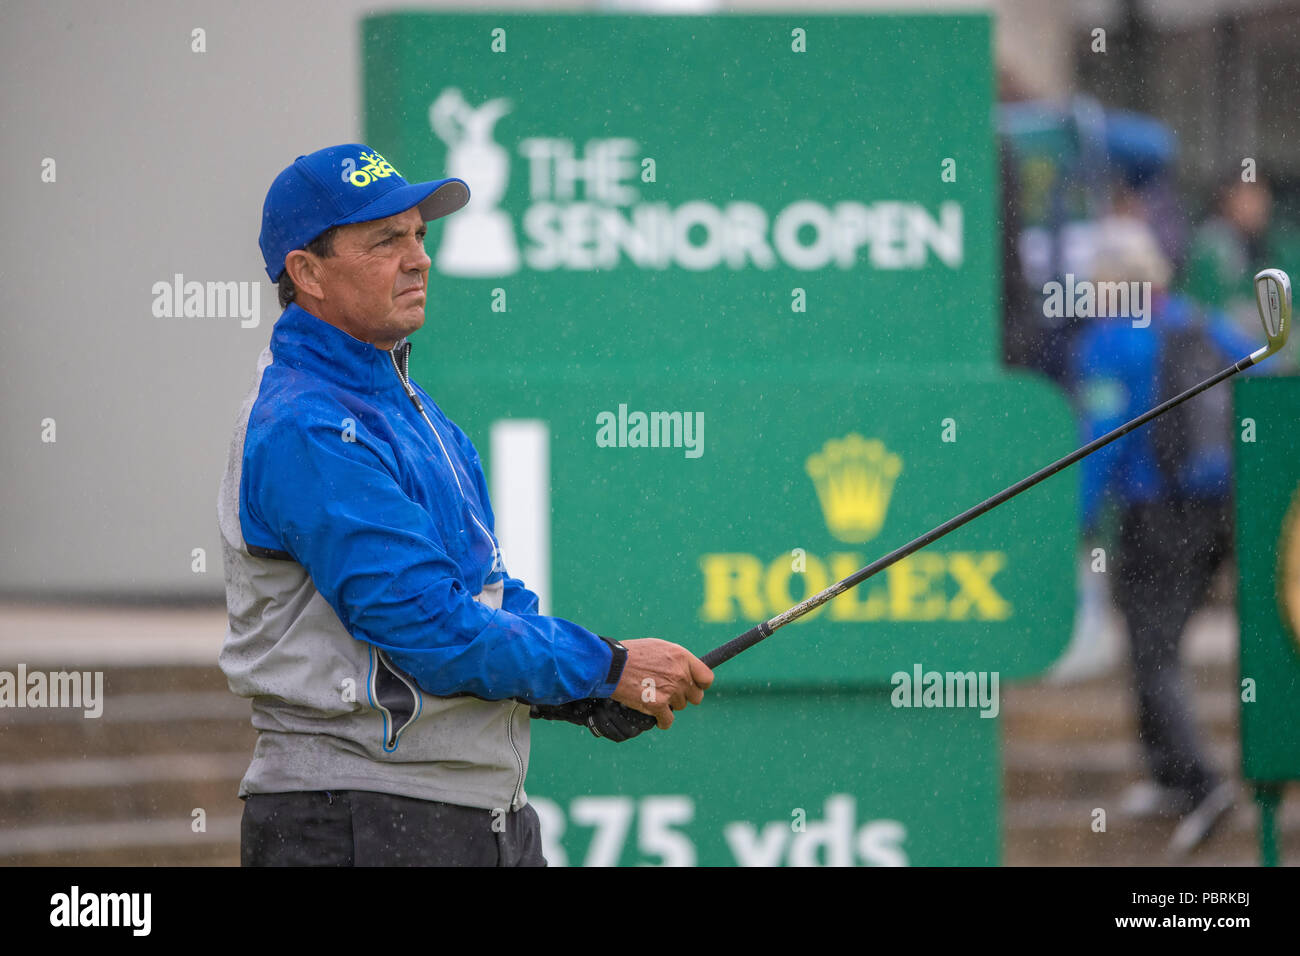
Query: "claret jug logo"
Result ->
[[698, 434, 1012, 625], [805, 434, 902, 544], [431, 89, 518, 276]]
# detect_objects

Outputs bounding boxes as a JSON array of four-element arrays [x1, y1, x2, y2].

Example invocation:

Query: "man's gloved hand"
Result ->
[[526, 635, 712, 740], [528, 697, 657, 742]]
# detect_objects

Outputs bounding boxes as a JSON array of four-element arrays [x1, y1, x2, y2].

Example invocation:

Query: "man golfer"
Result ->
[[217, 143, 712, 866]]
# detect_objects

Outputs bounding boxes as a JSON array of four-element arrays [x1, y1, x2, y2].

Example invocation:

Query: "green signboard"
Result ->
[[362, 12, 1076, 864], [527, 689, 999, 867], [364, 13, 999, 373], [430, 367, 1076, 686], [1236, 377, 1300, 782]]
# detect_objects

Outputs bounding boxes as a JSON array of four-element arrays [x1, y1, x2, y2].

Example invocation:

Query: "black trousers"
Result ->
[[1112, 497, 1231, 801], [240, 789, 547, 867]]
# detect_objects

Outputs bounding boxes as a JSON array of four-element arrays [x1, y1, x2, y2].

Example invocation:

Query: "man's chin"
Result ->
[[393, 305, 426, 334]]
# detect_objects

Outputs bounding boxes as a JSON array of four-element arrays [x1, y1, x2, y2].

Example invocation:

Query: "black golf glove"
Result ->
[[528, 697, 657, 742]]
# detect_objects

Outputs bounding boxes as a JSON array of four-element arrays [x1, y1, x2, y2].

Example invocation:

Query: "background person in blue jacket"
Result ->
[[1068, 215, 1259, 856], [218, 143, 713, 866]]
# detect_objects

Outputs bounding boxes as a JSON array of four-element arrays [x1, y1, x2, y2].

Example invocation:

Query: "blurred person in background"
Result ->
[[1179, 172, 1296, 374], [1067, 214, 1255, 856]]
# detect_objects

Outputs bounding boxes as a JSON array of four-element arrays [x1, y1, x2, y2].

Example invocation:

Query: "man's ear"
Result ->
[[284, 249, 325, 300]]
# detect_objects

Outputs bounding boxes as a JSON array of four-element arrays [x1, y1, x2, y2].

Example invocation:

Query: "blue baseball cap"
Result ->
[[259, 143, 470, 281]]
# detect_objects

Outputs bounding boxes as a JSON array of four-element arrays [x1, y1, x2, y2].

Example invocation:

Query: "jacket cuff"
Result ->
[[592, 635, 627, 698]]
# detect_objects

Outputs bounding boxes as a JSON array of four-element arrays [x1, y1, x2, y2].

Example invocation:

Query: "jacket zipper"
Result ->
[[388, 345, 501, 570], [506, 701, 525, 810], [388, 343, 523, 808]]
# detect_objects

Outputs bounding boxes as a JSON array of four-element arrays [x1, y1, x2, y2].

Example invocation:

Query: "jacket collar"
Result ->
[[270, 303, 410, 395]]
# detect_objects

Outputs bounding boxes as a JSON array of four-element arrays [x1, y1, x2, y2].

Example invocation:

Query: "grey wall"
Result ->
[[1, 0, 392, 597], [2, 0, 1062, 600]]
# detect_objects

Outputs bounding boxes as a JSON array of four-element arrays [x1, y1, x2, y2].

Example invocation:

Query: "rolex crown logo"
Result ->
[[805, 434, 902, 543]]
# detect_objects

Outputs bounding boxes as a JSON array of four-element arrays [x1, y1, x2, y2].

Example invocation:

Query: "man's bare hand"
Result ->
[[610, 638, 714, 729]]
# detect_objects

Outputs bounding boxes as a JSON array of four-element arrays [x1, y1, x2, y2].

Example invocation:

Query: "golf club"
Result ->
[[699, 267, 1292, 670], [602, 268, 1290, 735]]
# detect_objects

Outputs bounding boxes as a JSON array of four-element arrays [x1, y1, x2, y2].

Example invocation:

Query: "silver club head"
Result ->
[[1254, 268, 1292, 355]]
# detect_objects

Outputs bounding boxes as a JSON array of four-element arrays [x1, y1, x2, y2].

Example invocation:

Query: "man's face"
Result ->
[[1226, 182, 1272, 238], [312, 206, 432, 350]]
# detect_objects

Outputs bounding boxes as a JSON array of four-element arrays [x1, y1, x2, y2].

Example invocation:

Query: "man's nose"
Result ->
[[406, 238, 432, 271]]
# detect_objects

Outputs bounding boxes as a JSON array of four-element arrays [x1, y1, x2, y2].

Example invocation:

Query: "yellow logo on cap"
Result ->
[[348, 150, 400, 187]]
